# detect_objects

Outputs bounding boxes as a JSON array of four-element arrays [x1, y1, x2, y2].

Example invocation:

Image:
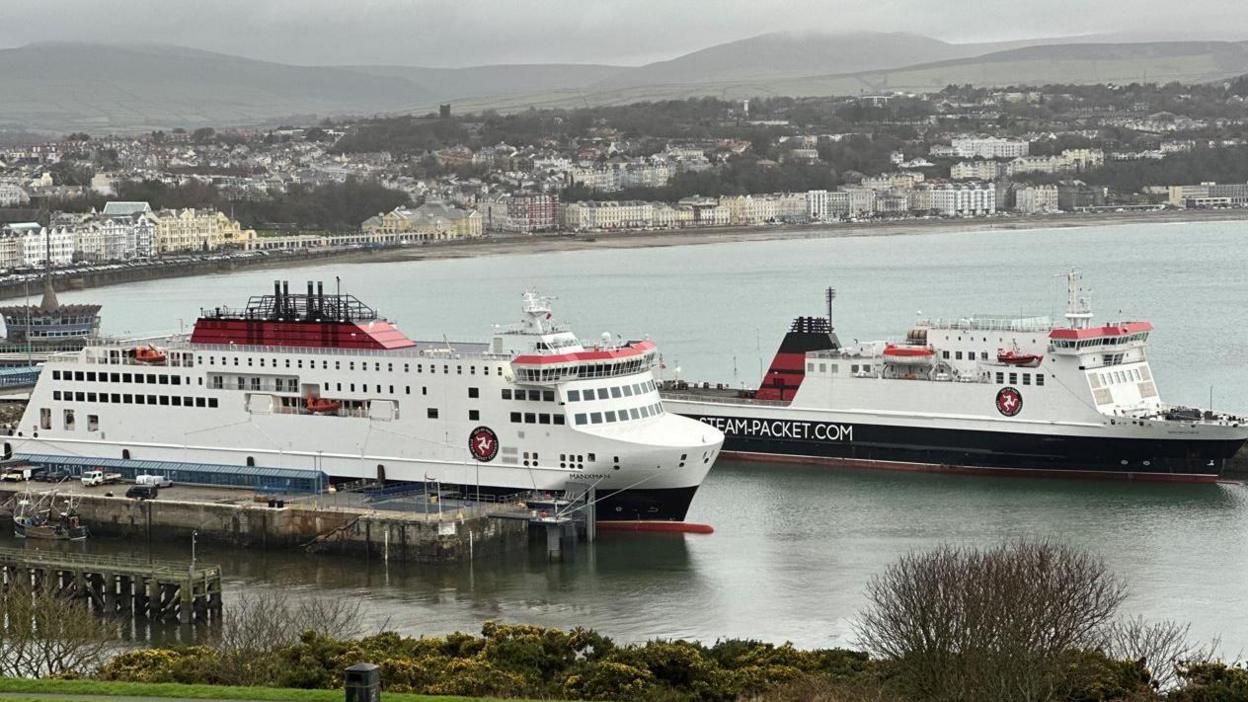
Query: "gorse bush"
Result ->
[[98, 624, 873, 702], [92, 542, 1243, 701]]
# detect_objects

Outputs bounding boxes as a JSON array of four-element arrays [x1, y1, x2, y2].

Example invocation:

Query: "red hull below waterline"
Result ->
[[597, 521, 715, 534]]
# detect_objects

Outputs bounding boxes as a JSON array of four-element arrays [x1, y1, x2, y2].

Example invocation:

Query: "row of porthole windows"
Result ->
[[509, 412, 567, 426], [995, 372, 1045, 386], [501, 388, 556, 402], [566, 380, 656, 403], [51, 390, 220, 408], [52, 369, 184, 386], [199, 355, 505, 377]]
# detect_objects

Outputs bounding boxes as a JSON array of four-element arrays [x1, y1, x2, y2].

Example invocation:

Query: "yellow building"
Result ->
[[148, 208, 255, 254], [360, 203, 483, 242]]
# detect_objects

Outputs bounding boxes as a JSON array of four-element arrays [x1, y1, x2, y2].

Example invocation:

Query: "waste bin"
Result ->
[[344, 662, 380, 702]]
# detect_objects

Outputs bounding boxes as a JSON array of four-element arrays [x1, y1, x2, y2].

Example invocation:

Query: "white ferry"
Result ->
[[661, 272, 1248, 481], [5, 282, 724, 521]]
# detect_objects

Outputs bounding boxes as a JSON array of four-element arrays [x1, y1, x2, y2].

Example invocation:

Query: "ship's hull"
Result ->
[[665, 403, 1248, 481]]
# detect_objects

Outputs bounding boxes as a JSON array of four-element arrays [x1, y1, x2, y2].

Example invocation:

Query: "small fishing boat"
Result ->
[[11, 489, 88, 541]]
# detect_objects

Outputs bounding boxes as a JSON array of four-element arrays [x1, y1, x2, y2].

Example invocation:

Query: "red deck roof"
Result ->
[[1048, 322, 1153, 340], [512, 340, 655, 366], [189, 319, 416, 350]]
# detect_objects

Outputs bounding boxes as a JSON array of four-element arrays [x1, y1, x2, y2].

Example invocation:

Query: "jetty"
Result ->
[[0, 546, 222, 624]]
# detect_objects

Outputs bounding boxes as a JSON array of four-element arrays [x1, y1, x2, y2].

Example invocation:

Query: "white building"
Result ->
[[0, 183, 29, 207], [927, 182, 997, 216], [950, 161, 1004, 180], [1014, 184, 1060, 214], [949, 136, 1029, 159], [16, 224, 75, 267]]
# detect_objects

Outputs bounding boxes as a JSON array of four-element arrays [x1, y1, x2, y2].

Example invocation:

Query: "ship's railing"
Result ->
[[659, 390, 792, 407], [921, 315, 1053, 332]]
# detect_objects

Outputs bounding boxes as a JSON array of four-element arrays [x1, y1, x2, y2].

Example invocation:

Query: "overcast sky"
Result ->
[[4, 0, 1247, 67]]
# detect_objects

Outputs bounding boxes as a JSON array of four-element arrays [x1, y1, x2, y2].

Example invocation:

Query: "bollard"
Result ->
[[344, 662, 381, 702]]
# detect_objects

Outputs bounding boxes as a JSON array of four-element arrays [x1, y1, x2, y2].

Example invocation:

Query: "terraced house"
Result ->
[[149, 208, 255, 254]]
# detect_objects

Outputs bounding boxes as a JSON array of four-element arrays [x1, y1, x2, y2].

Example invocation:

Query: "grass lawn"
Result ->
[[0, 677, 553, 702]]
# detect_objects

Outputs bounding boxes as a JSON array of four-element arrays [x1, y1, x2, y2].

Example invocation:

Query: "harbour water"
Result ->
[[35, 219, 1248, 654]]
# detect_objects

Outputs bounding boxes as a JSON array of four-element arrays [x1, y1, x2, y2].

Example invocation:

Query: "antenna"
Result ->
[[825, 287, 837, 330]]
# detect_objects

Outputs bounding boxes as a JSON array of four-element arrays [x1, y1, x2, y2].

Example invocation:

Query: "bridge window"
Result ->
[[575, 413, 587, 425], [554, 415, 565, 425], [590, 412, 603, 424]]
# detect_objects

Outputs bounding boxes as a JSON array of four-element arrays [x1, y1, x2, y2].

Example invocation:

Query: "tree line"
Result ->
[[49, 179, 411, 232]]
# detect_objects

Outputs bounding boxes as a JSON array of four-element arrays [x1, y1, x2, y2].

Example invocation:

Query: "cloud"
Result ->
[[3, 0, 1246, 66]]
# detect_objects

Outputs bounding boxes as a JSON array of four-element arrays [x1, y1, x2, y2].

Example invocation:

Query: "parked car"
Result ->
[[81, 470, 122, 487], [125, 484, 158, 500], [37, 469, 72, 482], [135, 474, 172, 488], [0, 467, 31, 481]]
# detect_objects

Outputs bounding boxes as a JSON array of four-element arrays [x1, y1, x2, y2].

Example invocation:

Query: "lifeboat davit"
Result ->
[[883, 344, 935, 363], [132, 345, 167, 365], [997, 349, 1043, 367], [305, 396, 341, 414]]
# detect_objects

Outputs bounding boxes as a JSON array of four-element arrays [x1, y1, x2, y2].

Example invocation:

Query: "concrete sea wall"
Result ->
[[0, 487, 529, 563]]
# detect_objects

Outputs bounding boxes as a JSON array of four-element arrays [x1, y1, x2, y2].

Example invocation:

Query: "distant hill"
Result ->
[[0, 42, 433, 133], [588, 31, 1070, 89], [5, 36, 1248, 134], [440, 39, 1248, 113], [342, 63, 625, 102]]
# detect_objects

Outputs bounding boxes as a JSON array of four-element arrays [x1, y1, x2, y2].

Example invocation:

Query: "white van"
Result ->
[[135, 474, 172, 488]]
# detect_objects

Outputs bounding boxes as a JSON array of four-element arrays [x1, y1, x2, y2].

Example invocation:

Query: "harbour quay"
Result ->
[[0, 480, 532, 563]]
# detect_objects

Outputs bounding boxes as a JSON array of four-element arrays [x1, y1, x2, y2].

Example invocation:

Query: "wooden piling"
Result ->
[[0, 547, 222, 624]]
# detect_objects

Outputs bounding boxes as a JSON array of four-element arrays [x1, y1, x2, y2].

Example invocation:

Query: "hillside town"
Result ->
[[3, 79, 1248, 264]]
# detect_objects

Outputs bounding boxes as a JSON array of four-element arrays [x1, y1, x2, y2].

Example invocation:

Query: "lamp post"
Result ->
[[191, 530, 198, 572]]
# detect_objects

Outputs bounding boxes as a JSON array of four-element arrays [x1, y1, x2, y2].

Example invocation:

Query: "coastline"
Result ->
[[4, 208, 1244, 301]]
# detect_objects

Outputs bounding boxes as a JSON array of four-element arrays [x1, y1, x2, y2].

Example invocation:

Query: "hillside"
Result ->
[[0, 42, 432, 133], [439, 39, 1248, 113], [5, 36, 1248, 134], [342, 63, 624, 102]]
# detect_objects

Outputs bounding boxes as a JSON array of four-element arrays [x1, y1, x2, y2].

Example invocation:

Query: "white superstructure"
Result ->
[[7, 283, 723, 521]]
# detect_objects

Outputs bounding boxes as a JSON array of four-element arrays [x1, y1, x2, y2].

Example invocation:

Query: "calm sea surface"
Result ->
[[31, 219, 1248, 653]]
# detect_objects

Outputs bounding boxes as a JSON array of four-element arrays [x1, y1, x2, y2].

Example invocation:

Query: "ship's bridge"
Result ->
[[491, 290, 659, 385], [1047, 322, 1152, 357]]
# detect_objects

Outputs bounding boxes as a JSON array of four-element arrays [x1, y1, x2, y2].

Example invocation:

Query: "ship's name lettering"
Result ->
[[699, 417, 853, 441], [568, 473, 611, 480]]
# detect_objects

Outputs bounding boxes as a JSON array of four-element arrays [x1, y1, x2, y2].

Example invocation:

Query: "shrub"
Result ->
[[1170, 661, 1248, 702], [856, 541, 1128, 702]]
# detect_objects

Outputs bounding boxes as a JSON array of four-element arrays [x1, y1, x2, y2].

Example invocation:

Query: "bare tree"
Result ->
[[855, 541, 1128, 702], [1105, 616, 1217, 690], [0, 588, 119, 678], [208, 591, 363, 685]]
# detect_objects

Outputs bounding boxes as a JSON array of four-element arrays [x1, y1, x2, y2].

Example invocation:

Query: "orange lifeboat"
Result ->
[[132, 345, 167, 365], [305, 395, 341, 415], [883, 344, 935, 363], [997, 349, 1043, 367]]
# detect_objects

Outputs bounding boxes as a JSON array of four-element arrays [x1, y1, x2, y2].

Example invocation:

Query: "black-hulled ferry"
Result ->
[[661, 272, 1248, 481]]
